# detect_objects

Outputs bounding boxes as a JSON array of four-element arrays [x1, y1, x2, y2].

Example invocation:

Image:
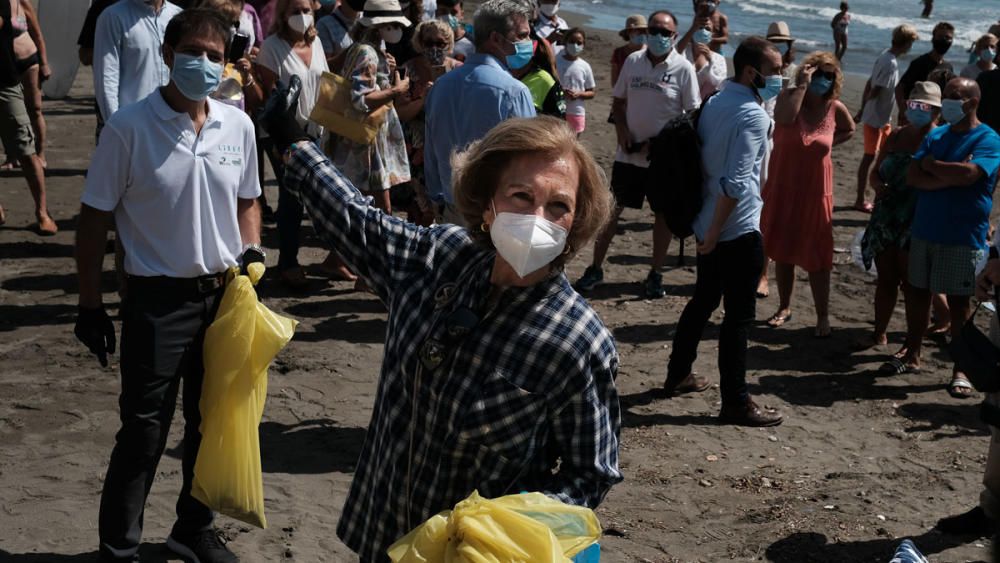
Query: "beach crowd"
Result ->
[[1, 0, 1000, 561]]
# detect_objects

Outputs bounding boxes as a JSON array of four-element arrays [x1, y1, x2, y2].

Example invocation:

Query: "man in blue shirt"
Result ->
[[424, 0, 536, 224], [906, 77, 1000, 399], [665, 36, 784, 427]]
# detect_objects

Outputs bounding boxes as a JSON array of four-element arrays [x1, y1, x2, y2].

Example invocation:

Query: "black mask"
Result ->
[[932, 38, 952, 55]]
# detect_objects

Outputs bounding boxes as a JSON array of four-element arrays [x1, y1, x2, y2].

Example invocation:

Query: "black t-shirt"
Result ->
[[899, 52, 954, 97], [978, 68, 1000, 133], [0, 1, 20, 87], [77, 0, 119, 49]]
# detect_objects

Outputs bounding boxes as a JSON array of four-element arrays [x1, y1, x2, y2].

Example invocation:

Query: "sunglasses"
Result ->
[[424, 40, 448, 49], [906, 100, 934, 112], [815, 69, 837, 81], [647, 27, 676, 38]]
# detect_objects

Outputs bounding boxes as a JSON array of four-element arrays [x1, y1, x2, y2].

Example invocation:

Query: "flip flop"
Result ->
[[854, 202, 874, 213], [948, 374, 975, 399], [878, 357, 921, 375], [767, 311, 792, 328]]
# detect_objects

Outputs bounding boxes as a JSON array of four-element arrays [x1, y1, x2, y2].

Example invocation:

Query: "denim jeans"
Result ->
[[667, 231, 764, 405], [262, 138, 304, 271]]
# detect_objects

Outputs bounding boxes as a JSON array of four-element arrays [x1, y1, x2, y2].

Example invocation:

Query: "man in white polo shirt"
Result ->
[[575, 9, 699, 298], [74, 9, 260, 563]]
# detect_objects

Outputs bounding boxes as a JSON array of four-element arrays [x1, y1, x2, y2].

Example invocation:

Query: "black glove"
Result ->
[[75, 305, 116, 367], [259, 75, 308, 154], [240, 244, 266, 275]]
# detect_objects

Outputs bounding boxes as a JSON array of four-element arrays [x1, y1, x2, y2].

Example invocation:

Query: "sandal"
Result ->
[[663, 373, 710, 397], [766, 310, 792, 328], [948, 373, 975, 399], [879, 357, 921, 375]]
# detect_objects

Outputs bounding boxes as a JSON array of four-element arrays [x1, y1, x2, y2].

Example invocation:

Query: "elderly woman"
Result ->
[[396, 19, 463, 225], [761, 51, 855, 337], [262, 78, 621, 563]]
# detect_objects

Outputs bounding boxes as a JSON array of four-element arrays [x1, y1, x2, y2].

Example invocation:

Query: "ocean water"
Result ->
[[561, 0, 997, 75]]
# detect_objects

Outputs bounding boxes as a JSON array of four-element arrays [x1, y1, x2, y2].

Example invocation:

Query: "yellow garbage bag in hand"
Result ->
[[387, 491, 601, 563], [191, 264, 297, 528]]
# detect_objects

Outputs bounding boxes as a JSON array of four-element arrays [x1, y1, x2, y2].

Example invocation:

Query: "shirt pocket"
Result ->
[[457, 369, 547, 461]]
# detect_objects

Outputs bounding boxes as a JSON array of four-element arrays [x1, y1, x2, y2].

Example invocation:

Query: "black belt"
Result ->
[[126, 272, 227, 298]]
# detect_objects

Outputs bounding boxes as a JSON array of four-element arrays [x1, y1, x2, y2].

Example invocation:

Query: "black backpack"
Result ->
[[645, 102, 710, 239]]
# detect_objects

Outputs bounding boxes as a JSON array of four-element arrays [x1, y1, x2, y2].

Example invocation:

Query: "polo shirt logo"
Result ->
[[218, 144, 243, 167], [218, 144, 242, 155]]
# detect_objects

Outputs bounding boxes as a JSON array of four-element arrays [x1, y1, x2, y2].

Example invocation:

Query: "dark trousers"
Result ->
[[667, 231, 764, 406], [262, 137, 304, 271], [98, 285, 222, 560]]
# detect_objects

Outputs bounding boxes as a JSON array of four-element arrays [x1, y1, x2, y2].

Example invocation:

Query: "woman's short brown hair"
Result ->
[[271, 0, 318, 44], [798, 51, 844, 100], [452, 116, 615, 269]]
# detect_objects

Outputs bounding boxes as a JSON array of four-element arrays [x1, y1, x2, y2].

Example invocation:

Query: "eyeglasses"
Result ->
[[647, 27, 675, 38], [906, 100, 934, 112]]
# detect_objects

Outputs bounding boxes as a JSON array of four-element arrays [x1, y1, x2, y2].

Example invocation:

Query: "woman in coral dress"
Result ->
[[761, 51, 855, 337]]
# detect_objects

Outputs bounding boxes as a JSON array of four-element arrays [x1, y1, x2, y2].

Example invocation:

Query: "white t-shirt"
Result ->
[[612, 49, 700, 167], [82, 91, 262, 278], [861, 49, 899, 128], [258, 34, 329, 137], [453, 36, 476, 60], [534, 15, 568, 41], [556, 54, 595, 117], [683, 43, 727, 99], [961, 62, 997, 80]]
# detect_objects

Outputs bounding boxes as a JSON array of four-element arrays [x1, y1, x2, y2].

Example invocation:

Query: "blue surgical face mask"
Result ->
[[170, 52, 223, 101], [565, 42, 583, 56], [808, 76, 833, 96], [982, 48, 997, 63], [757, 73, 783, 101], [905, 107, 933, 128], [629, 33, 646, 46], [319, 0, 336, 5], [647, 33, 673, 57], [692, 28, 712, 45], [941, 98, 967, 125], [776, 42, 790, 56], [506, 37, 533, 70]]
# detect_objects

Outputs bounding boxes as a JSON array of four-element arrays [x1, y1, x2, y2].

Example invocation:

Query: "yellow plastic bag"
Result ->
[[387, 491, 601, 563], [191, 264, 297, 528]]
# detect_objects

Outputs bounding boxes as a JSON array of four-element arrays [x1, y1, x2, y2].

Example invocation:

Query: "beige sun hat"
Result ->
[[619, 14, 648, 41], [766, 21, 794, 42], [359, 0, 412, 27], [909, 81, 942, 107]]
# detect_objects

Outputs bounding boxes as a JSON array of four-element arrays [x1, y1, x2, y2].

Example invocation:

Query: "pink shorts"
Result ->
[[566, 114, 586, 133]]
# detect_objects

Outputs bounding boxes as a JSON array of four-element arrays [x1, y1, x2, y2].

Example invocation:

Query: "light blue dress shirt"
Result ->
[[692, 81, 772, 242], [94, 0, 182, 120], [423, 53, 536, 204]]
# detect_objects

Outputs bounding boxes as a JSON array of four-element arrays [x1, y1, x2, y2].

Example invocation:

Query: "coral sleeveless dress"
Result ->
[[761, 103, 836, 273]]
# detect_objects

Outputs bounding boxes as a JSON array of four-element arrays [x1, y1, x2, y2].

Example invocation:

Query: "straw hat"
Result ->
[[909, 81, 942, 107], [619, 14, 647, 41], [359, 0, 411, 27], [766, 21, 794, 42]]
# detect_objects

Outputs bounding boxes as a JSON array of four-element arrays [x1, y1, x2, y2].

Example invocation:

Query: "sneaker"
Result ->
[[166, 529, 239, 563], [574, 266, 604, 292], [644, 269, 666, 299]]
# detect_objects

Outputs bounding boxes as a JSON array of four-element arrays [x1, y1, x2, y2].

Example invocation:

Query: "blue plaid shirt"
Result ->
[[283, 142, 623, 562]]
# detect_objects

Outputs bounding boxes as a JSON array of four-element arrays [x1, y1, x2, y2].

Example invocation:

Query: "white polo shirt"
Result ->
[[613, 48, 700, 167], [82, 90, 262, 278]]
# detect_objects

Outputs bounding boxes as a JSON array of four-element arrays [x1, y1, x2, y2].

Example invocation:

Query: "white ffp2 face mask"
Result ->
[[490, 211, 568, 278], [288, 13, 313, 34]]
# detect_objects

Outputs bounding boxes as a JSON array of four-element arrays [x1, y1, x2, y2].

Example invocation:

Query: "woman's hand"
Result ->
[[235, 57, 253, 82], [385, 52, 397, 77], [391, 71, 410, 98], [976, 258, 1000, 301], [796, 63, 816, 88], [39, 62, 51, 81]]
